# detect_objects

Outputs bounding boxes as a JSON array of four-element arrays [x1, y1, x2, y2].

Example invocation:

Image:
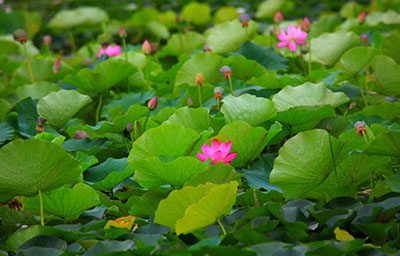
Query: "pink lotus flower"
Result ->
[[197, 139, 237, 165], [274, 12, 283, 23], [142, 40, 151, 55], [277, 25, 308, 52], [97, 45, 122, 58]]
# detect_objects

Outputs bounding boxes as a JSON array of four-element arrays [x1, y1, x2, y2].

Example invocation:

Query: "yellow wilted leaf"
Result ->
[[334, 227, 355, 241], [104, 215, 136, 230]]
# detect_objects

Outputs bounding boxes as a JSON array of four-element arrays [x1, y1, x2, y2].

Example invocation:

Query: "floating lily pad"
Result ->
[[37, 90, 92, 129]]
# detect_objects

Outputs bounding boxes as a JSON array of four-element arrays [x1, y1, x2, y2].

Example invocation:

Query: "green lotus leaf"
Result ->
[[48, 7, 109, 30], [222, 55, 267, 81], [307, 31, 360, 66], [115, 52, 146, 70], [180, 2, 211, 25], [128, 188, 170, 217], [364, 129, 400, 157], [248, 73, 305, 89], [175, 52, 224, 88], [26, 183, 100, 221], [37, 90, 92, 128], [0, 99, 11, 122], [63, 58, 137, 94], [10, 58, 53, 89], [383, 30, 400, 65], [154, 181, 238, 234], [214, 7, 239, 23], [217, 121, 282, 167], [366, 10, 400, 26], [206, 20, 258, 54], [159, 31, 205, 57], [221, 94, 276, 126], [272, 83, 349, 111], [339, 47, 379, 78], [184, 161, 243, 187], [0, 35, 38, 57], [133, 156, 206, 189], [256, 0, 294, 18], [164, 106, 210, 133], [0, 123, 13, 145], [147, 21, 169, 39], [128, 123, 201, 163], [16, 82, 61, 101], [371, 55, 400, 96], [270, 129, 345, 199], [0, 139, 81, 197]]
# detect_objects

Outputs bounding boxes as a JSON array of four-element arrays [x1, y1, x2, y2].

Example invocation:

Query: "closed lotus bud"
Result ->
[[142, 40, 151, 55], [147, 96, 158, 110], [126, 121, 133, 132], [361, 34, 368, 44], [347, 102, 355, 112], [203, 45, 211, 52], [119, 27, 127, 38], [358, 11, 367, 23], [354, 121, 367, 136], [326, 123, 332, 132], [13, 29, 27, 44], [74, 130, 89, 139], [38, 117, 47, 125], [53, 58, 60, 74], [301, 17, 311, 32], [238, 14, 250, 27], [214, 87, 224, 100], [195, 73, 205, 86], [220, 66, 232, 80], [187, 97, 193, 106], [43, 35, 52, 46], [274, 12, 283, 24]]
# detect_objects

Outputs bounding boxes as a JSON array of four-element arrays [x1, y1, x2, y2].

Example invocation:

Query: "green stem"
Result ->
[[361, 130, 369, 144], [197, 85, 202, 107], [143, 112, 150, 132], [254, 188, 260, 207], [308, 36, 312, 81], [217, 99, 220, 111], [228, 75, 234, 96], [38, 190, 44, 226], [122, 38, 128, 62], [145, 58, 149, 84], [95, 94, 103, 124], [23, 44, 35, 84], [217, 218, 227, 235], [354, 76, 368, 107], [328, 134, 338, 187], [68, 31, 76, 52]]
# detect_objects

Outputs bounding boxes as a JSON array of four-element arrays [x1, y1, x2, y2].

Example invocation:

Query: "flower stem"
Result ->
[[38, 190, 44, 226], [217, 99, 220, 111], [23, 44, 35, 84], [95, 94, 103, 124], [228, 75, 234, 96], [308, 36, 312, 81], [197, 85, 202, 107], [143, 112, 150, 132], [217, 218, 227, 235], [122, 38, 131, 93], [145, 58, 149, 85], [254, 188, 260, 207], [328, 134, 338, 187], [354, 76, 368, 107]]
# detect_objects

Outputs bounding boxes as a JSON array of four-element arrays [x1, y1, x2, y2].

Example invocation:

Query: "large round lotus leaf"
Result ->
[[16, 82, 60, 101], [221, 94, 276, 126], [175, 52, 223, 88], [0, 35, 38, 57], [0, 139, 81, 197], [164, 107, 210, 133], [133, 156, 207, 189], [366, 11, 400, 26], [217, 121, 282, 167], [364, 129, 400, 157], [222, 55, 267, 81], [255, 0, 294, 18], [63, 58, 137, 94], [383, 30, 400, 65], [48, 7, 109, 30], [154, 181, 238, 234], [128, 123, 200, 163], [205, 20, 258, 54], [26, 183, 100, 221], [270, 129, 344, 199], [10, 58, 53, 89], [159, 32, 205, 57], [307, 31, 360, 66], [115, 52, 146, 70], [371, 55, 400, 96], [272, 83, 349, 111], [180, 2, 211, 25], [339, 47, 379, 78], [37, 90, 92, 128], [214, 7, 239, 23], [147, 21, 169, 39]]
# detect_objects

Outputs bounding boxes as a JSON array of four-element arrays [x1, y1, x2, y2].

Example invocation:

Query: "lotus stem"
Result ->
[[354, 76, 368, 107], [95, 94, 103, 124], [308, 36, 312, 80], [197, 85, 202, 107], [217, 99, 220, 111], [145, 58, 149, 84], [228, 75, 234, 96], [254, 188, 260, 207], [38, 190, 44, 226], [143, 112, 150, 132], [23, 44, 35, 84], [328, 134, 338, 187], [122, 38, 131, 93], [217, 218, 227, 236]]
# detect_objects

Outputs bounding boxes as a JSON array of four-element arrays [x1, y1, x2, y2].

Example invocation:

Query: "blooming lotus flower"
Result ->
[[197, 139, 237, 165], [274, 12, 283, 23], [277, 25, 308, 52], [97, 45, 121, 58], [142, 40, 151, 55]]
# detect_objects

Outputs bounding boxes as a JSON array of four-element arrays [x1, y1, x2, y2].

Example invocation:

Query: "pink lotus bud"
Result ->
[[43, 35, 52, 46], [126, 121, 133, 132], [358, 11, 367, 23], [361, 34, 368, 44], [347, 102, 355, 112], [147, 96, 158, 110], [142, 40, 151, 55], [274, 12, 283, 23], [187, 97, 193, 106], [301, 17, 311, 32], [74, 130, 89, 139], [53, 58, 60, 74], [119, 27, 127, 38], [326, 123, 331, 132], [13, 29, 26, 44], [203, 45, 211, 52]]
